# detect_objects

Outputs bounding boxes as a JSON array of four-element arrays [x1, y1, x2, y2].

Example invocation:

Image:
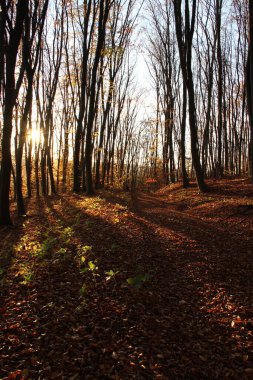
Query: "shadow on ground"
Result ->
[[0, 191, 253, 379]]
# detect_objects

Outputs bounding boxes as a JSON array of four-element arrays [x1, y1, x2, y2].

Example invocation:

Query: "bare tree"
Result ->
[[0, 0, 29, 225], [16, 0, 49, 216], [173, 0, 207, 192], [247, 0, 253, 181]]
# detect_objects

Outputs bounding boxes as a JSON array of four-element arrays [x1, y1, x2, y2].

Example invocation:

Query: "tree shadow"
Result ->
[[1, 192, 252, 379], [36, 194, 253, 377], [131, 192, 253, 365], [0, 197, 32, 289]]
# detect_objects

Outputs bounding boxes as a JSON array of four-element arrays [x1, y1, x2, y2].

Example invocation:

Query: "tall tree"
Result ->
[[216, 0, 223, 176], [173, 0, 207, 192], [0, 0, 29, 225], [247, 0, 253, 181], [73, 0, 93, 193], [16, 0, 49, 216], [85, 0, 113, 195]]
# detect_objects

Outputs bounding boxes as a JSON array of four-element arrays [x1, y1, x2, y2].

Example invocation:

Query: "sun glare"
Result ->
[[29, 128, 41, 144]]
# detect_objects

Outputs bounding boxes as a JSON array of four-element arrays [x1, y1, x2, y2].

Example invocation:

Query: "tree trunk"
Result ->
[[25, 140, 32, 197], [0, 108, 13, 224], [16, 78, 33, 216], [0, 0, 29, 225], [85, 0, 111, 195], [181, 83, 189, 187], [173, 0, 207, 192], [216, 0, 223, 176], [248, 0, 253, 182]]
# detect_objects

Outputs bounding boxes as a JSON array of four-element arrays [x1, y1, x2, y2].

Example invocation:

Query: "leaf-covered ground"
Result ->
[[1, 177, 253, 379]]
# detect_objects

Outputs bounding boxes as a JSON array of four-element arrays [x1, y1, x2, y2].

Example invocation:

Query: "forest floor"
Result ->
[[0, 177, 253, 380]]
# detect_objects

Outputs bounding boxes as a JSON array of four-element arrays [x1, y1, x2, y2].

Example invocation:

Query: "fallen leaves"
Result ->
[[0, 181, 253, 378]]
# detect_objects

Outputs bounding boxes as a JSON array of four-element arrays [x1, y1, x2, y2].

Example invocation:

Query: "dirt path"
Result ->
[[1, 186, 253, 379]]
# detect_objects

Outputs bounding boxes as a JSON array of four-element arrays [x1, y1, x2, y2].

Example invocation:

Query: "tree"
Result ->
[[216, 0, 223, 176], [146, 0, 179, 185], [85, 0, 113, 195], [0, 0, 29, 225], [173, 0, 207, 192], [16, 0, 49, 216], [73, 0, 93, 193], [247, 0, 253, 181]]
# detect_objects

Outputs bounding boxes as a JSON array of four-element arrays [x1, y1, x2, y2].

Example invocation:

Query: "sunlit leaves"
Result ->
[[87, 260, 98, 271], [105, 269, 119, 281], [15, 264, 33, 285], [80, 260, 99, 276]]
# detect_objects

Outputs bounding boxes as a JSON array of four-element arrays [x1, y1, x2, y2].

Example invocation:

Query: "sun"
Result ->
[[29, 128, 41, 144]]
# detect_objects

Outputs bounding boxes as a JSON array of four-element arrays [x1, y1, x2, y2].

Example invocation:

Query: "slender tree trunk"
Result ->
[[41, 149, 47, 195], [25, 139, 32, 197], [173, 0, 207, 192], [35, 145, 40, 196], [62, 128, 69, 191], [181, 83, 189, 187], [216, 0, 223, 176], [248, 0, 253, 181], [187, 72, 206, 191], [16, 79, 33, 215], [85, 0, 111, 195], [73, 0, 92, 193]]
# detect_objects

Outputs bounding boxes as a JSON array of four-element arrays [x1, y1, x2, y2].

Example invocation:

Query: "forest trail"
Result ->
[[1, 179, 253, 379]]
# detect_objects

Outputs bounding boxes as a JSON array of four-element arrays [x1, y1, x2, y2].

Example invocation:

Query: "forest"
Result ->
[[0, 0, 253, 378]]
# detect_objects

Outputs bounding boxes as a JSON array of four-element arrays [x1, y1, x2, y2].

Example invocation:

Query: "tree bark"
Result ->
[[173, 0, 207, 192], [248, 0, 253, 182], [0, 0, 29, 225]]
